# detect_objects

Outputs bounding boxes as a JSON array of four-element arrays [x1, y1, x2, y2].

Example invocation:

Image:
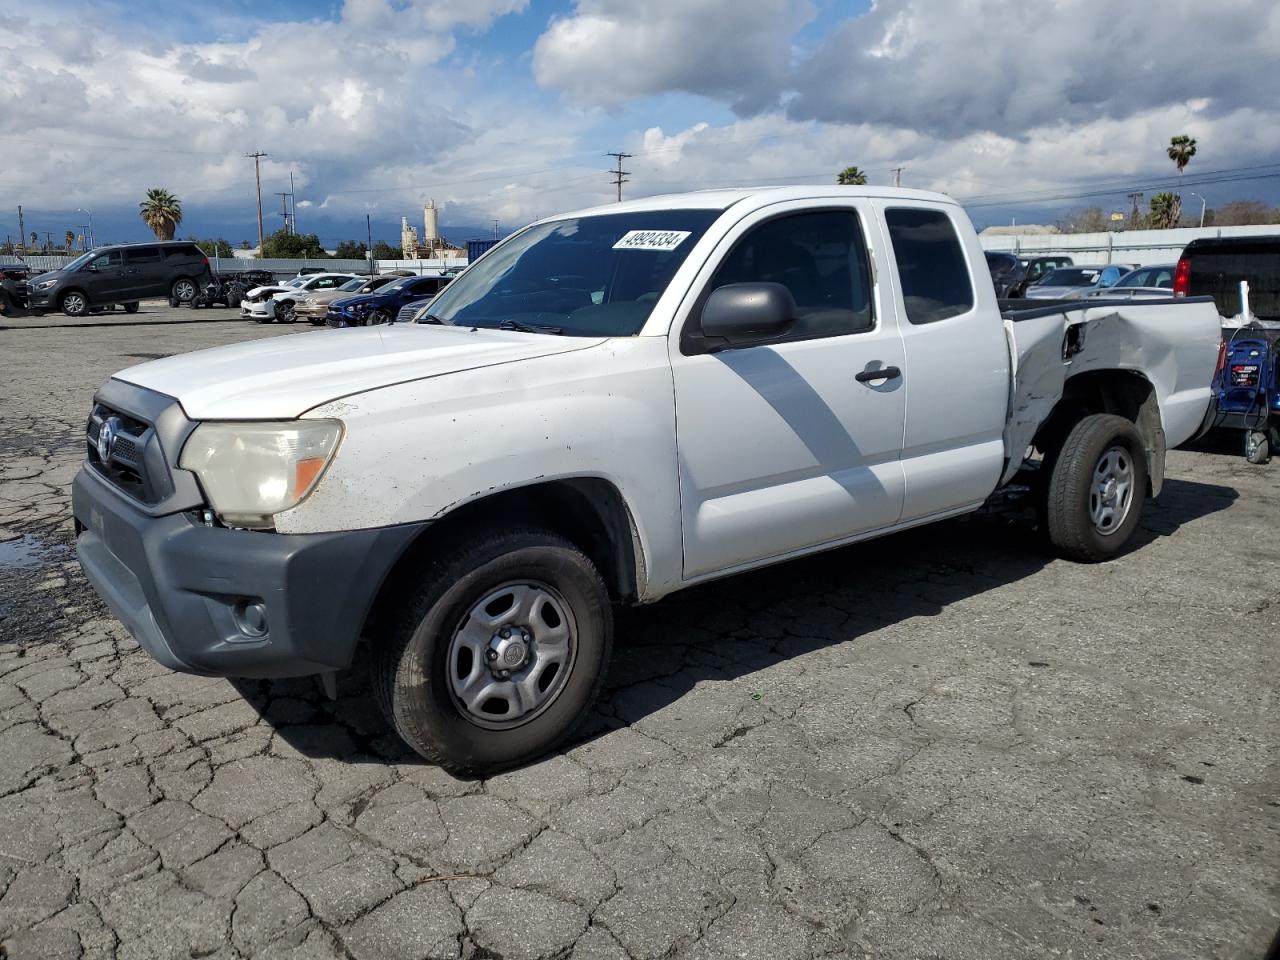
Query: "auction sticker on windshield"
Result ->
[[613, 230, 691, 252]]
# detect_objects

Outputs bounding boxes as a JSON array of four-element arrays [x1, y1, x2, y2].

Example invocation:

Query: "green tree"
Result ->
[[139, 188, 183, 240], [260, 229, 329, 259], [334, 240, 368, 259], [837, 166, 868, 185], [186, 237, 233, 258], [1167, 134, 1197, 176], [1148, 192, 1182, 229], [371, 240, 403, 260]]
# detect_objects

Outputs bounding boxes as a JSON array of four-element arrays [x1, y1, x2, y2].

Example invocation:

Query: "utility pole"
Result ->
[[246, 151, 268, 253], [366, 213, 374, 276], [275, 192, 291, 233], [491, 218, 500, 240], [891, 167, 904, 188], [16, 206, 24, 252], [289, 171, 297, 235], [606, 151, 632, 202], [1126, 191, 1144, 228]]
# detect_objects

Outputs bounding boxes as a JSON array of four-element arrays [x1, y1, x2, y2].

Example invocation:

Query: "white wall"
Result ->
[[979, 223, 1280, 266]]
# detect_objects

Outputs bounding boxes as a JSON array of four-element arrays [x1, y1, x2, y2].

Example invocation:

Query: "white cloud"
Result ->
[[533, 0, 813, 113]]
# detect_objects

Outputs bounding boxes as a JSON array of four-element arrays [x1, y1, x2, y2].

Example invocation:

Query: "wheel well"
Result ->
[[364, 478, 643, 637], [1034, 369, 1165, 494]]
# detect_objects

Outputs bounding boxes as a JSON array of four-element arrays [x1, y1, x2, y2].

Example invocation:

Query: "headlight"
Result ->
[[179, 420, 342, 528], [35, 279, 56, 290]]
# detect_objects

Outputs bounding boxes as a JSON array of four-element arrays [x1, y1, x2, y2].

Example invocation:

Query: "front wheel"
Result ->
[[123, 302, 139, 314], [373, 528, 612, 775], [278, 301, 297, 324], [366, 308, 391, 326], [60, 290, 89, 316], [1042, 414, 1148, 562]]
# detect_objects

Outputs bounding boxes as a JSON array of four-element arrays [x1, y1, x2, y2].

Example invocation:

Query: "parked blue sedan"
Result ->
[[327, 274, 451, 326]]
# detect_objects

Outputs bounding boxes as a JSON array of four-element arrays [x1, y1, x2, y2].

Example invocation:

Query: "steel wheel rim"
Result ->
[[1089, 444, 1134, 535], [175, 280, 195, 300], [446, 580, 577, 730], [64, 293, 85, 314]]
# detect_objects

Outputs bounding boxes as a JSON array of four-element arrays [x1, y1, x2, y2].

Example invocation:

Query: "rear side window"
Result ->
[[699, 210, 874, 343], [165, 244, 202, 260], [126, 247, 161, 264], [885, 208, 974, 324]]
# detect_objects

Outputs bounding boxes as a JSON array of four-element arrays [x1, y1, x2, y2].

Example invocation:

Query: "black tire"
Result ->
[[228, 292, 243, 308], [1245, 431, 1270, 465], [373, 527, 612, 775], [367, 308, 391, 326], [171, 278, 197, 306], [60, 290, 89, 317], [1042, 413, 1148, 562], [123, 302, 139, 314], [278, 301, 297, 324]]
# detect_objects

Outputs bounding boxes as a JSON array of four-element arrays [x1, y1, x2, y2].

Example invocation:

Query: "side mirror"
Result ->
[[85, 264, 98, 272], [701, 282, 796, 348]]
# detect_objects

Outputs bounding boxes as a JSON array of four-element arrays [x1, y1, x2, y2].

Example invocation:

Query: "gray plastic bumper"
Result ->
[[73, 467, 426, 678]]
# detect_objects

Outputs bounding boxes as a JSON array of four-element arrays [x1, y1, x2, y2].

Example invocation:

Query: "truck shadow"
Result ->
[[240, 475, 1236, 770]]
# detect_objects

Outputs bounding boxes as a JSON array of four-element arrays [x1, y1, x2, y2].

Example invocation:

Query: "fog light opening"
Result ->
[[234, 600, 269, 639]]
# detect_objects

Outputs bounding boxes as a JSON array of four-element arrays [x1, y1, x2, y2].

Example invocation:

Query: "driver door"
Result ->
[[669, 201, 907, 580], [84, 250, 129, 302]]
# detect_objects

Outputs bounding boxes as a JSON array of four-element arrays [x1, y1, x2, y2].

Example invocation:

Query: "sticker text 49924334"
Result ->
[[612, 230, 691, 252]]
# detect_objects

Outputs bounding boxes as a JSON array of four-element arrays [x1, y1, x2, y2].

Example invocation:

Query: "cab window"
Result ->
[[89, 251, 123, 269], [693, 210, 874, 348]]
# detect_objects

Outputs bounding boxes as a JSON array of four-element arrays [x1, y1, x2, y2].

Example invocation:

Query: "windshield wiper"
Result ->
[[498, 319, 563, 335], [415, 313, 453, 325]]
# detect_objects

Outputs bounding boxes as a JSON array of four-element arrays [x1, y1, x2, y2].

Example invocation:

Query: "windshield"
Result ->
[[1039, 267, 1101, 287], [283, 277, 307, 288], [63, 251, 97, 271], [423, 210, 722, 335], [338, 278, 365, 291], [376, 275, 416, 293]]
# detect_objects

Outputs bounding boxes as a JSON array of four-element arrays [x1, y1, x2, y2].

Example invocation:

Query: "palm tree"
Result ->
[[1167, 135, 1197, 176], [1149, 192, 1182, 230], [64, 230, 75, 252], [139, 188, 183, 240], [837, 166, 868, 186]]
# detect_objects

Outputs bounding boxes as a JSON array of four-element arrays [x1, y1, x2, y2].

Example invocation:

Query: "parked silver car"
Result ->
[[1081, 263, 1176, 300], [1023, 264, 1134, 300]]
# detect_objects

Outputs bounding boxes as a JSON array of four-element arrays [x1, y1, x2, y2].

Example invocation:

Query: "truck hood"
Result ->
[[113, 325, 606, 420]]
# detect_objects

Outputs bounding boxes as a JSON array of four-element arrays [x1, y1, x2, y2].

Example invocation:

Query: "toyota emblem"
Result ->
[[97, 416, 120, 463]]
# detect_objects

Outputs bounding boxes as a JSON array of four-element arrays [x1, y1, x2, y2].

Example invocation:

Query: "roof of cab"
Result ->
[[549, 185, 960, 222]]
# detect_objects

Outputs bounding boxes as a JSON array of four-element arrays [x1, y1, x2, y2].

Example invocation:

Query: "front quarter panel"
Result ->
[[277, 337, 682, 598]]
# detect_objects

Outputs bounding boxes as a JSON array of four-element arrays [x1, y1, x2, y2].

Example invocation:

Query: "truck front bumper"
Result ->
[[72, 467, 426, 678]]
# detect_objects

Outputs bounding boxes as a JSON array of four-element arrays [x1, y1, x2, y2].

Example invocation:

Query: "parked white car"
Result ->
[[1081, 263, 1177, 300], [239, 273, 360, 322], [73, 187, 1220, 773]]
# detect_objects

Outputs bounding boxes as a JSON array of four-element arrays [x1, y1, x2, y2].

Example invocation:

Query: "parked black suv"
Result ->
[[26, 241, 213, 316]]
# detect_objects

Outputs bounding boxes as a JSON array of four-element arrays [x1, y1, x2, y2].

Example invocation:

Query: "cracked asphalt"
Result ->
[[1, 302, 1277, 960]]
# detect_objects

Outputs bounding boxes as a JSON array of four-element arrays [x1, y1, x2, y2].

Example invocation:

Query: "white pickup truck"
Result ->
[[73, 187, 1221, 773]]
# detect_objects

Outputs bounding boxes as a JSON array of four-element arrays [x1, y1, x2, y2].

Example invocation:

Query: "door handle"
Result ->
[[855, 365, 901, 383]]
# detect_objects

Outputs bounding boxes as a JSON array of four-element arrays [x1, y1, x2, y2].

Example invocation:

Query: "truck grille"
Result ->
[[87, 403, 161, 503]]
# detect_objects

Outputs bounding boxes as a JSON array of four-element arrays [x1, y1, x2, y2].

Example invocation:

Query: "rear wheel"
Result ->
[[123, 302, 139, 314], [60, 290, 89, 317], [171, 278, 197, 306], [1042, 414, 1148, 562], [1246, 430, 1271, 464], [373, 528, 612, 775]]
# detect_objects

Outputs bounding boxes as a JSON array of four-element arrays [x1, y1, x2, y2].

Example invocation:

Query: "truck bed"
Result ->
[[998, 296, 1222, 487]]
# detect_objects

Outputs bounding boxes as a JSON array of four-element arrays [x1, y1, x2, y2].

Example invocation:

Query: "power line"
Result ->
[[605, 152, 632, 202]]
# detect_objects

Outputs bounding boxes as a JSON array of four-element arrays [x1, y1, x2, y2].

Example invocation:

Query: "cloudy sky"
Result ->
[[2, 0, 1278, 248]]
